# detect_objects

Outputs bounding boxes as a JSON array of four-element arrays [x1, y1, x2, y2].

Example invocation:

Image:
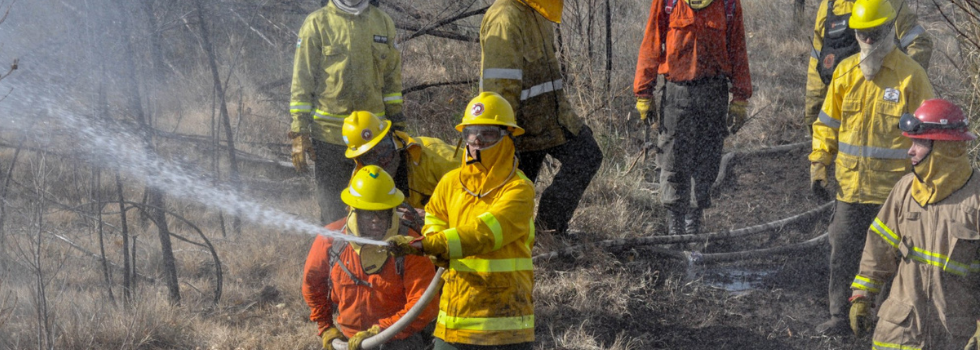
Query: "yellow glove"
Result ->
[[966, 320, 980, 350], [727, 100, 748, 135], [849, 296, 873, 337], [386, 235, 423, 256], [289, 132, 315, 173], [810, 162, 831, 199], [321, 327, 345, 350], [636, 97, 656, 121], [348, 325, 381, 350]]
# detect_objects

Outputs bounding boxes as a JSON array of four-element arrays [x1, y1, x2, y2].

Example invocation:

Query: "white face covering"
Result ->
[[333, 0, 369, 15], [857, 26, 896, 81]]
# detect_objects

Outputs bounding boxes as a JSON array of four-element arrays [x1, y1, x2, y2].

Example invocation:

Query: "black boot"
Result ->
[[667, 208, 685, 236], [685, 208, 703, 235]]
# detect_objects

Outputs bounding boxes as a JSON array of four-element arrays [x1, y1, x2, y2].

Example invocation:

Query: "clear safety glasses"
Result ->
[[462, 125, 507, 146], [360, 137, 397, 166], [855, 25, 890, 43], [899, 113, 967, 135]]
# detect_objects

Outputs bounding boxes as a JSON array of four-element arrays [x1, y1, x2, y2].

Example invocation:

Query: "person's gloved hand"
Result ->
[[430, 255, 449, 269], [965, 320, 980, 350], [386, 235, 423, 256], [849, 296, 873, 337], [810, 162, 831, 199], [636, 97, 657, 122], [289, 132, 316, 173], [321, 326, 345, 350], [727, 100, 748, 135], [348, 325, 381, 350]]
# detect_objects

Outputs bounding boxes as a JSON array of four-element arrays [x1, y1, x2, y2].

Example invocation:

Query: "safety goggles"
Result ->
[[359, 137, 397, 166], [462, 125, 508, 146], [855, 25, 890, 43], [899, 112, 967, 134]]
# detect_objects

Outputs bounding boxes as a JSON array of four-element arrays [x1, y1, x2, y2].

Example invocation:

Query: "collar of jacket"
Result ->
[[912, 141, 973, 206], [517, 0, 563, 23], [346, 210, 399, 274], [393, 130, 423, 166], [459, 136, 518, 198]]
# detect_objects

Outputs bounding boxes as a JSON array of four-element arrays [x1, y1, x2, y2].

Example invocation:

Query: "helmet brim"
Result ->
[[341, 188, 405, 210], [903, 130, 978, 141]]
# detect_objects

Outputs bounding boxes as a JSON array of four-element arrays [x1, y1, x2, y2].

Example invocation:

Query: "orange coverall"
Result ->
[[302, 219, 438, 339]]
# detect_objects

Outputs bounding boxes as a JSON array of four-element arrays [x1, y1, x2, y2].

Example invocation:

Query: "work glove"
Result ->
[[388, 112, 407, 132], [727, 100, 748, 135], [321, 326, 345, 350], [348, 325, 381, 350], [289, 132, 316, 173], [849, 296, 873, 337], [430, 255, 449, 269], [386, 235, 423, 256], [635, 97, 657, 122], [810, 162, 831, 200], [965, 320, 980, 350]]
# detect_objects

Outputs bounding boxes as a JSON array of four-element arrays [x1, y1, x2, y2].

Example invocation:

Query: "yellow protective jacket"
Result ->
[[290, 3, 403, 145], [392, 131, 462, 209], [804, 0, 932, 129], [421, 137, 536, 345], [480, 0, 584, 152], [851, 173, 980, 349], [809, 49, 934, 204]]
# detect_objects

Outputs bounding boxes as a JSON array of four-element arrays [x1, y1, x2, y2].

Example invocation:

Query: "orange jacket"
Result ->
[[633, 0, 752, 101], [302, 219, 438, 339]]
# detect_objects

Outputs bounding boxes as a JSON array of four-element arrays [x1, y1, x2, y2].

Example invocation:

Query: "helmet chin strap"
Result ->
[[464, 138, 503, 165]]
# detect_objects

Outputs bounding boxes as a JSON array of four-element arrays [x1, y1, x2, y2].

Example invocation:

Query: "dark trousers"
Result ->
[[826, 200, 880, 320], [658, 78, 728, 210], [377, 333, 426, 350], [433, 338, 533, 350], [312, 139, 356, 225], [517, 126, 603, 234]]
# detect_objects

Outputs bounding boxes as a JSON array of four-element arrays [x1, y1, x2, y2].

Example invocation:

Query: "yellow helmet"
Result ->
[[342, 111, 392, 159], [520, 0, 564, 23], [455, 92, 525, 136], [341, 165, 405, 210], [849, 0, 896, 30]]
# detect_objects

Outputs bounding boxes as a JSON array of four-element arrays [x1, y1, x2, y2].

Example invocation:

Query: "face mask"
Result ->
[[333, 0, 369, 15], [857, 25, 895, 80]]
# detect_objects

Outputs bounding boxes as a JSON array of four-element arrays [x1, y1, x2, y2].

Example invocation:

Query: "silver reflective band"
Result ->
[[899, 25, 925, 49], [818, 111, 841, 128], [838, 142, 908, 159], [520, 79, 563, 101], [483, 68, 523, 80], [811, 46, 819, 60]]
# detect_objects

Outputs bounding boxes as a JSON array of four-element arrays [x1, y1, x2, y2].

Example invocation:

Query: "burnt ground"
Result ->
[[531, 144, 876, 349]]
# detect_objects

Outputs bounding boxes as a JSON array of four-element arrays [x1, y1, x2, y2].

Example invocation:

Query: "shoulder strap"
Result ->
[[395, 225, 409, 276], [328, 239, 372, 287], [666, 0, 680, 14], [724, 0, 736, 21]]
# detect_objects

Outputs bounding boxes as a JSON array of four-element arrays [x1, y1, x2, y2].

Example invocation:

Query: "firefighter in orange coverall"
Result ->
[[302, 165, 438, 350], [634, 0, 752, 235], [848, 99, 980, 349]]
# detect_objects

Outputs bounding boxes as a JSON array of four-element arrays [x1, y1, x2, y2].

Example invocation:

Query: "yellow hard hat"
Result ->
[[342, 111, 392, 158], [455, 92, 525, 136], [849, 0, 896, 30], [341, 165, 405, 210]]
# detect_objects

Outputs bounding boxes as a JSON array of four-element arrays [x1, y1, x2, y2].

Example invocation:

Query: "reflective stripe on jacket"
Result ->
[[422, 138, 536, 345], [633, 0, 751, 101], [480, 0, 584, 152], [804, 0, 932, 128], [809, 49, 934, 204], [290, 3, 403, 145], [301, 219, 438, 339], [851, 173, 980, 348]]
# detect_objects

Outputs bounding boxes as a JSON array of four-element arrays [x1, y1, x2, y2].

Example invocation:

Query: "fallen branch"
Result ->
[[403, 79, 477, 95], [401, 6, 489, 42], [713, 141, 808, 191], [690, 232, 828, 264], [532, 201, 833, 262]]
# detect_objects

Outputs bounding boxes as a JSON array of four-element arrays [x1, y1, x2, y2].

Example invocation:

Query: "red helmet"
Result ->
[[900, 99, 977, 141]]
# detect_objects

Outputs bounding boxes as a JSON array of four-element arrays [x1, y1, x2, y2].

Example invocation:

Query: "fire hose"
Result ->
[[332, 267, 445, 350], [532, 201, 833, 262]]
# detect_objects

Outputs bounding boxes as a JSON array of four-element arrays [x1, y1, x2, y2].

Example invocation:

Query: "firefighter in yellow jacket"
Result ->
[[804, 0, 931, 134], [289, 0, 404, 224], [808, 0, 935, 335], [342, 111, 462, 209], [848, 99, 980, 349], [388, 92, 536, 349], [479, 0, 603, 236]]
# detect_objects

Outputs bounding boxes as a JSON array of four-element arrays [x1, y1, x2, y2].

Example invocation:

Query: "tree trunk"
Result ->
[[115, 174, 132, 304]]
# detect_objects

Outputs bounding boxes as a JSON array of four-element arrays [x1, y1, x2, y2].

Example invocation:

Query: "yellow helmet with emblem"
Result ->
[[849, 0, 896, 30], [341, 165, 405, 210], [456, 92, 525, 136], [342, 111, 392, 159]]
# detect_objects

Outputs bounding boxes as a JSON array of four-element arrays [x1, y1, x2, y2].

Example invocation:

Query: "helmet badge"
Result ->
[[362, 129, 373, 141], [471, 103, 485, 117]]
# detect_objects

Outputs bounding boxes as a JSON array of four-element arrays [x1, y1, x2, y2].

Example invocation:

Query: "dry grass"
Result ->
[[0, 0, 977, 349]]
